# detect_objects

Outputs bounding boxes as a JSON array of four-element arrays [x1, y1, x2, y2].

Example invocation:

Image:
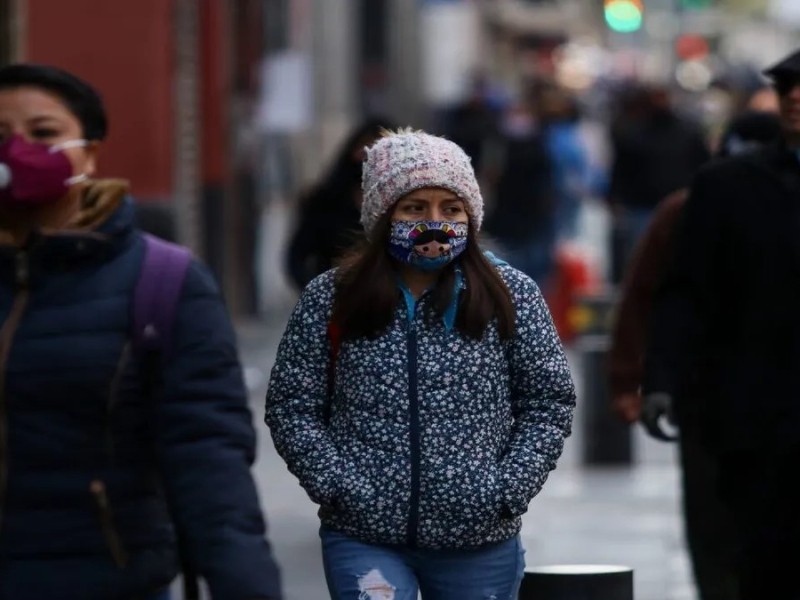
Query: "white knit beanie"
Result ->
[[360, 128, 484, 237]]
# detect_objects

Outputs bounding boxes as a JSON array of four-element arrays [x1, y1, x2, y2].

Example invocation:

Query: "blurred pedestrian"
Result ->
[[483, 102, 557, 288], [607, 84, 710, 282], [266, 128, 575, 600], [533, 81, 592, 242], [642, 47, 800, 600], [286, 117, 394, 291], [442, 72, 503, 174], [745, 84, 779, 113], [610, 111, 781, 600], [0, 64, 281, 600]]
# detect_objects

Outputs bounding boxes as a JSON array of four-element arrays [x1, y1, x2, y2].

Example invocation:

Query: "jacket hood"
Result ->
[[63, 178, 130, 233]]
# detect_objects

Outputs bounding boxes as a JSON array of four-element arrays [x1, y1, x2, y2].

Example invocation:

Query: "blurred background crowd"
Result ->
[[2, 0, 794, 321]]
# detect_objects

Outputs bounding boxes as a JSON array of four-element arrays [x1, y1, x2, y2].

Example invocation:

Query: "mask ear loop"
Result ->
[[65, 173, 89, 185], [50, 139, 90, 186], [49, 139, 88, 152]]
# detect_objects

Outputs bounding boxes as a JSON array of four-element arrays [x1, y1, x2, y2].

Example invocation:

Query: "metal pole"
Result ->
[[671, 0, 684, 78], [573, 293, 633, 466], [173, 0, 203, 256], [3, 0, 25, 63]]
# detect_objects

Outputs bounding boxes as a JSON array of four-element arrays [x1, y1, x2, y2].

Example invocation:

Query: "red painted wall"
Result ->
[[24, 0, 174, 200]]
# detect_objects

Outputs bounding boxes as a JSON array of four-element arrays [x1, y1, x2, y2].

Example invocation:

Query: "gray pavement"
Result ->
[[236, 312, 698, 600]]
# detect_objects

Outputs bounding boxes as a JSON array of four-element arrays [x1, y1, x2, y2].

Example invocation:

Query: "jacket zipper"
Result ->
[[0, 250, 31, 534], [90, 479, 129, 567], [105, 342, 132, 464], [406, 318, 421, 547]]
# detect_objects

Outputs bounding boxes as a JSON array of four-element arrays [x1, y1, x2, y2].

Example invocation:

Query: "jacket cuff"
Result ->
[[499, 472, 533, 519], [609, 367, 642, 398], [304, 461, 344, 506]]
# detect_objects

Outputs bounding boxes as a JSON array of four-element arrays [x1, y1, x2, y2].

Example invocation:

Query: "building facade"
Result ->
[[0, 0, 265, 315]]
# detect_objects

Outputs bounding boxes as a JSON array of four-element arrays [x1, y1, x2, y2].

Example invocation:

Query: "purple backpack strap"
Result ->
[[132, 234, 198, 599], [132, 233, 193, 358]]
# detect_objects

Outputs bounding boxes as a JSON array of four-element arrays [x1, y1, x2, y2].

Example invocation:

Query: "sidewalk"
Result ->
[[236, 314, 697, 600], [524, 350, 694, 600]]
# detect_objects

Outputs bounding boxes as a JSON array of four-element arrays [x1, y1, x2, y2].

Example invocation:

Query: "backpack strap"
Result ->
[[132, 234, 193, 360], [131, 233, 198, 600]]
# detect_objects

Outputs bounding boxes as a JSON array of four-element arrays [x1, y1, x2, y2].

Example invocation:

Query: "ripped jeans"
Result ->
[[320, 528, 525, 600]]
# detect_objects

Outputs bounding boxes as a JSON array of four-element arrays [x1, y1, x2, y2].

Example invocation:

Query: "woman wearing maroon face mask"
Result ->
[[0, 65, 282, 600]]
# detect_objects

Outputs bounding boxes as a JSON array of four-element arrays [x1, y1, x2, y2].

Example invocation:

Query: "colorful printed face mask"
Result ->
[[388, 220, 468, 271], [0, 135, 88, 206]]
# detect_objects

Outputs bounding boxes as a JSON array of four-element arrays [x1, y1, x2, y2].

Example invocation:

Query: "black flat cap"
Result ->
[[764, 48, 800, 80]]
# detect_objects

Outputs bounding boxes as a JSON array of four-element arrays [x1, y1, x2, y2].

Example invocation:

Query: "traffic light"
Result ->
[[604, 0, 644, 33], [680, 0, 712, 8]]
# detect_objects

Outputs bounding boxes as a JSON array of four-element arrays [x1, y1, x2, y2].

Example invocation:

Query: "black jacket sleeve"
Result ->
[[157, 261, 282, 600], [643, 167, 726, 398]]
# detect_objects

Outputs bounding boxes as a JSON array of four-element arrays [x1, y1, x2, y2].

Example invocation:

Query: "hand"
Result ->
[[641, 392, 679, 442], [611, 392, 643, 424]]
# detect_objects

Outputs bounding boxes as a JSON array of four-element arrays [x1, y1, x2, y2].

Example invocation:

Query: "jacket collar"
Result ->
[[396, 252, 508, 331], [0, 179, 136, 270]]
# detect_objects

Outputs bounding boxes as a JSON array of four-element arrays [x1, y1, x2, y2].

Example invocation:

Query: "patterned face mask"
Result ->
[[388, 220, 469, 272]]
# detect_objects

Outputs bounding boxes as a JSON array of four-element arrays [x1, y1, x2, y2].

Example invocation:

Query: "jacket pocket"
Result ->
[[421, 464, 506, 544], [334, 464, 378, 513], [323, 462, 391, 537], [90, 479, 129, 568]]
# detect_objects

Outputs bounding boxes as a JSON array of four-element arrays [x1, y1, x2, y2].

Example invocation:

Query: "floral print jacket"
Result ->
[[265, 264, 576, 549]]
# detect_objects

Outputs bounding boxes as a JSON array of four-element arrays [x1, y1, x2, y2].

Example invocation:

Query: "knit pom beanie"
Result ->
[[360, 128, 483, 236]]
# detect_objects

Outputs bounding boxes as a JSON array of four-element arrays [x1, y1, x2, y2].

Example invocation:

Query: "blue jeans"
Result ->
[[320, 528, 525, 600]]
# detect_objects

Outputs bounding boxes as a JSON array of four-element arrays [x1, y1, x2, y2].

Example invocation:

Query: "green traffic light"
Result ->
[[604, 0, 643, 33]]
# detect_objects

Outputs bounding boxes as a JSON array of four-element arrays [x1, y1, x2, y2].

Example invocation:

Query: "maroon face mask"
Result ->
[[0, 135, 86, 206]]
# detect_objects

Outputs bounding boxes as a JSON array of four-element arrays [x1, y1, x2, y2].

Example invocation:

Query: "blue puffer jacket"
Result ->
[[0, 181, 281, 600], [265, 263, 575, 549]]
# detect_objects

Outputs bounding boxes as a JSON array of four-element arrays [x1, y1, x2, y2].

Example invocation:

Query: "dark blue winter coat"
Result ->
[[0, 181, 281, 600], [265, 263, 575, 549]]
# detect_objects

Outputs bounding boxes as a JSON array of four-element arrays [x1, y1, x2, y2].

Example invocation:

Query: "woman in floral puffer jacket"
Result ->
[[265, 128, 576, 600]]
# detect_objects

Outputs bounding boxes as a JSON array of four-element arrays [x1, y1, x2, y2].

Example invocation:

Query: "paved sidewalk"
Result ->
[[523, 350, 694, 600], [235, 313, 697, 600]]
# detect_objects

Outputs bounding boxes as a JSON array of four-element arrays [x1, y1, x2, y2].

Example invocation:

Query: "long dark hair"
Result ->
[[331, 212, 516, 341]]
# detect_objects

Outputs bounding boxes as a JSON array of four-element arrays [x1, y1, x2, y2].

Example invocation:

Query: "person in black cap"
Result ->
[[611, 110, 780, 600], [642, 48, 800, 600], [764, 48, 800, 91]]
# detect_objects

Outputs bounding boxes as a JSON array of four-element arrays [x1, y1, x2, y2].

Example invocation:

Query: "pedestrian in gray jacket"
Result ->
[[265, 128, 576, 600]]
